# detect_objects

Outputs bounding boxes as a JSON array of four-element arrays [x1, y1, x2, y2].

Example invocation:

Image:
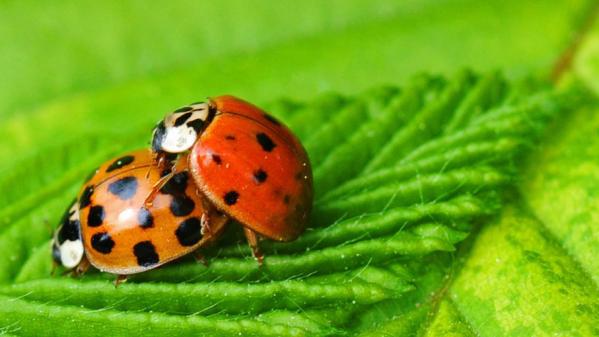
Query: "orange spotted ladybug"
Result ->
[[150, 95, 313, 260], [52, 149, 228, 283]]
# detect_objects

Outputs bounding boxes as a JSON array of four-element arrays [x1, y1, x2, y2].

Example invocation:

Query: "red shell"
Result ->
[[189, 95, 312, 241]]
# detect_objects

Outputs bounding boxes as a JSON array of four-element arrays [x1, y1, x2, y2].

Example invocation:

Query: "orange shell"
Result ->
[[78, 149, 227, 274], [189, 95, 312, 241]]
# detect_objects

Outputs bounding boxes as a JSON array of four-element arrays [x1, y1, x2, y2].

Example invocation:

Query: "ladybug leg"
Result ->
[[243, 228, 264, 265], [193, 251, 209, 266], [192, 199, 222, 266], [200, 197, 216, 236], [113, 275, 128, 288], [145, 151, 183, 207], [153, 150, 175, 173], [50, 260, 58, 276], [144, 165, 180, 208], [62, 256, 90, 277], [73, 256, 91, 276], [193, 200, 229, 266]]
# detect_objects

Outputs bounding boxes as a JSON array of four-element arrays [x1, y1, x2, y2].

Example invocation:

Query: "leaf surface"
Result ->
[[1, 1, 598, 336]]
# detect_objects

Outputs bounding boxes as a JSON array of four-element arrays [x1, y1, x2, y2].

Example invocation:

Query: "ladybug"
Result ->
[[150, 95, 313, 260], [51, 200, 84, 272], [51, 149, 228, 283]]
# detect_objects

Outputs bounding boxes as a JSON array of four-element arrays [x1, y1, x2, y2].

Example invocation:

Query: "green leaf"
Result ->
[[520, 104, 599, 286], [0, 69, 583, 335], [447, 204, 598, 336], [1, 1, 598, 336]]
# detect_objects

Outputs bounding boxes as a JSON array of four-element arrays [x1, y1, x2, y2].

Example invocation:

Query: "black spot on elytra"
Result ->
[[91, 232, 115, 254], [256, 132, 276, 152], [283, 195, 291, 205], [79, 186, 94, 209], [133, 241, 160, 267], [225, 134, 236, 141], [212, 154, 222, 165], [152, 121, 166, 152], [174, 112, 193, 126], [224, 191, 239, 206], [160, 172, 188, 195], [87, 205, 105, 227], [187, 119, 204, 133], [108, 176, 138, 200], [253, 169, 268, 184], [106, 155, 135, 173], [170, 195, 195, 216], [174, 106, 193, 113], [175, 217, 203, 246], [263, 113, 281, 126], [138, 207, 154, 228]]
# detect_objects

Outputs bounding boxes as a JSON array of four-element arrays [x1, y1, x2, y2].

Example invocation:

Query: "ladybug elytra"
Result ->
[[52, 149, 227, 282]]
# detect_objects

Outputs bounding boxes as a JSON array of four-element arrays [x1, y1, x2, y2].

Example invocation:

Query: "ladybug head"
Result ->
[[151, 102, 215, 154], [51, 201, 84, 270]]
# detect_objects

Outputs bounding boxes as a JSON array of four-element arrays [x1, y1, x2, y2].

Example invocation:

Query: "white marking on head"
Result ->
[[59, 239, 84, 269], [161, 125, 198, 153]]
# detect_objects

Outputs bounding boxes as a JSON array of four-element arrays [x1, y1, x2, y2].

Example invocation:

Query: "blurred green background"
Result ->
[[1, 1, 599, 336], [0, 0, 587, 118], [0, 0, 591, 160]]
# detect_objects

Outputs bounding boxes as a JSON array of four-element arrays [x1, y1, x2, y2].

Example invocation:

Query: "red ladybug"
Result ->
[[150, 96, 313, 260]]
